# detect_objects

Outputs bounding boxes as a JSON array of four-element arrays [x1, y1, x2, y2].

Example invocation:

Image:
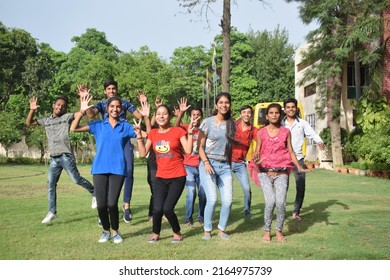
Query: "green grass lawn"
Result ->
[[0, 163, 389, 260]]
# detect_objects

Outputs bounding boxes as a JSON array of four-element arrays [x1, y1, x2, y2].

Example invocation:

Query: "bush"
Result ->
[[351, 162, 360, 169], [359, 161, 368, 170], [320, 127, 348, 149]]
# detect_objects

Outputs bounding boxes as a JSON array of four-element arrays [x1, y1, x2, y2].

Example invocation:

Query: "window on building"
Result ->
[[304, 83, 316, 97], [347, 62, 368, 99], [305, 114, 316, 145]]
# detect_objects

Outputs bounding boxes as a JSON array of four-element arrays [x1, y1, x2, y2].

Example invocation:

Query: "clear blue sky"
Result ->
[[0, 0, 317, 60]]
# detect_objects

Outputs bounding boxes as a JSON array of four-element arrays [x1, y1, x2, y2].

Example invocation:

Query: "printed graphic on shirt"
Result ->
[[155, 140, 170, 154]]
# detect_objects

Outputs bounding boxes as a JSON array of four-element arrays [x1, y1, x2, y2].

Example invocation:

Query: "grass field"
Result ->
[[0, 163, 389, 260]]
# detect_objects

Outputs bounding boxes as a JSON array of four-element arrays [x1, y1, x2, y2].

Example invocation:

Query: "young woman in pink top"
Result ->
[[253, 103, 308, 243]]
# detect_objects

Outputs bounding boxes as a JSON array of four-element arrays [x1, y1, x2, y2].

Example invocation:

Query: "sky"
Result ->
[[0, 0, 317, 60]]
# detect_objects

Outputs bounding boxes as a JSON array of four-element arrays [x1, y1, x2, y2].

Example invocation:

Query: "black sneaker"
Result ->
[[244, 210, 253, 219], [123, 207, 132, 223]]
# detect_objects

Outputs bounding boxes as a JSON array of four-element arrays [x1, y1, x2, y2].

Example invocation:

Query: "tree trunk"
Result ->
[[221, 0, 231, 93], [328, 74, 344, 167]]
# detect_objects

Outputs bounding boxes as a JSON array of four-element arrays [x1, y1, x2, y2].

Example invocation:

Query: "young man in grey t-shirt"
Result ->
[[26, 95, 96, 224]]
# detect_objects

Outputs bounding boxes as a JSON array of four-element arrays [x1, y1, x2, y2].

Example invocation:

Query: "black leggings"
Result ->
[[93, 174, 124, 231], [152, 176, 185, 234]]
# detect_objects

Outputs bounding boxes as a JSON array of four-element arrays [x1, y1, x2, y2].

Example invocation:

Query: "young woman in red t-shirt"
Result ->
[[135, 104, 198, 243]]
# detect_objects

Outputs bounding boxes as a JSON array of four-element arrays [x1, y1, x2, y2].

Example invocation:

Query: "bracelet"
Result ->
[[188, 132, 193, 135], [203, 160, 209, 164], [137, 138, 143, 140]]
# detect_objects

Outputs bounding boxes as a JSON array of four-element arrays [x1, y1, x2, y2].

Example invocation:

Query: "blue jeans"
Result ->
[[122, 141, 134, 204], [232, 161, 252, 212], [47, 153, 94, 214], [184, 165, 206, 223], [199, 159, 233, 232]]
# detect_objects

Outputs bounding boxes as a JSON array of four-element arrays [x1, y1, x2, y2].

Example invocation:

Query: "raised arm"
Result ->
[[70, 94, 93, 132], [77, 85, 99, 118], [26, 96, 39, 126], [174, 97, 191, 127]]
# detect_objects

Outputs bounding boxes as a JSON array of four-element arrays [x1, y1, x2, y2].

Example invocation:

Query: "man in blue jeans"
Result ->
[[26, 95, 96, 224], [175, 99, 205, 225], [84, 80, 144, 223], [232, 105, 258, 219]]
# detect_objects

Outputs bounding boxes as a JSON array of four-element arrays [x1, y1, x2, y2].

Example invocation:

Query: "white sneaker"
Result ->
[[91, 197, 97, 209], [41, 212, 57, 224], [98, 231, 111, 243], [112, 233, 123, 244]]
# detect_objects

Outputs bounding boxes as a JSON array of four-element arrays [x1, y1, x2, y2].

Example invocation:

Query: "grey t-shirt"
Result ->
[[37, 113, 74, 157], [199, 116, 228, 162]]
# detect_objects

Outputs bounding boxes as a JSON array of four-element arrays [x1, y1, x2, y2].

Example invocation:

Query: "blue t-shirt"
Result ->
[[88, 119, 136, 176], [93, 99, 137, 120]]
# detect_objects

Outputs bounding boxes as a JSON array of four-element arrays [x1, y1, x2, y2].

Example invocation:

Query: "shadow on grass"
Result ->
[[286, 199, 350, 235]]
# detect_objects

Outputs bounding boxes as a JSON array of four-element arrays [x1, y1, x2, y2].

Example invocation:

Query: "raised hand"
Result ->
[[80, 94, 93, 112], [188, 115, 201, 134], [177, 97, 191, 114], [137, 91, 148, 103], [29, 96, 39, 110], [77, 84, 90, 98], [133, 119, 142, 133], [139, 101, 150, 118], [155, 96, 162, 107]]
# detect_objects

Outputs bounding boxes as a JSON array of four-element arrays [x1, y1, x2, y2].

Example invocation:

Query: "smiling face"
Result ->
[[240, 108, 252, 124], [52, 98, 67, 117], [215, 95, 231, 116], [190, 109, 203, 127], [104, 84, 118, 99], [155, 105, 171, 128], [284, 101, 297, 119], [107, 99, 122, 119]]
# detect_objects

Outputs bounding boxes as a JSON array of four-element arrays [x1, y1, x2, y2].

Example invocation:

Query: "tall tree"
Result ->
[[0, 22, 38, 110], [287, 0, 389, 166], [177, 0, 265, 93]]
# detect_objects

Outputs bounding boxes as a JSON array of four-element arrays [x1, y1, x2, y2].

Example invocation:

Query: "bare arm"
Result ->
[[26, 96, 39, 126], [70, 112, 90, 132], [198, 131, 214, 174], [174, 97, 191, 127]]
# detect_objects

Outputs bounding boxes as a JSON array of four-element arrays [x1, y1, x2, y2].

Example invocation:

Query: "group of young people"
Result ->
[[26, 79, 323, 244]]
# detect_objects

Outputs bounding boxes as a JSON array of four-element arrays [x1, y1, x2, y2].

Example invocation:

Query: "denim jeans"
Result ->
[[122, 140, 134, 204], [232, 161, 252, 212], [47, 153, 94, 214], [199, 159, 233, 232], [184, 165, 206, 223]]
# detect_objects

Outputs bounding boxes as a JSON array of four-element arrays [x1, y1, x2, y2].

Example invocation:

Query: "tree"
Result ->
[[286, 0, 389, 167], [0, 22, 38, 110], [0, 111, 22, 157], [177, 0, 265, 93]]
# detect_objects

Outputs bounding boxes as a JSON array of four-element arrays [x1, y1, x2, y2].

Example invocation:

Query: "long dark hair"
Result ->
[[212, 92, 237, 164]]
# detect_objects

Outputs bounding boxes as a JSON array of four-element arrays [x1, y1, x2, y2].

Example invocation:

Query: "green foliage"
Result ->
[[359, 161, 368, 170], [0, 111, 23, 155], [319, 127, 348, 149]]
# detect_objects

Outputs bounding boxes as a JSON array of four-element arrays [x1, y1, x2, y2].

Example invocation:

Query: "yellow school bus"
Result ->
[[246, 102, 305, 161]]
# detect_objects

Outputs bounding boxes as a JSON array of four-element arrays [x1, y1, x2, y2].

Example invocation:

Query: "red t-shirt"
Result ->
[[148, 126, 187, 179], [232, 121, 258, 162], [181, 124, 200, 167]]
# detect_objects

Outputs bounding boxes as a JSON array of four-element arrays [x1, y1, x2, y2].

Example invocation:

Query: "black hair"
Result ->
[[189, 106, 203, 118], [106, 96, 122, 111], [240, 105, 253, 113], [283, 97, 297, 108], [55, 96, 68, 106], [266, 103, 282, 125], [156, 104, 173, 118], [103, 79, 118, 90]]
